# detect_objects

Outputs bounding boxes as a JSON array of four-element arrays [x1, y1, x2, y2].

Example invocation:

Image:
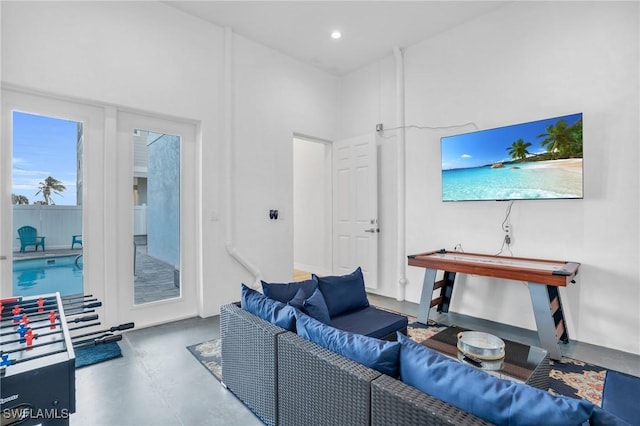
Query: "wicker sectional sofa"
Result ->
[[220, 303, 490, 425]]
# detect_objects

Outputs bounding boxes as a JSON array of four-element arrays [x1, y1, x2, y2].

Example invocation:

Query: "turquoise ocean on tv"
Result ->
[[442, 160, 583, 201]]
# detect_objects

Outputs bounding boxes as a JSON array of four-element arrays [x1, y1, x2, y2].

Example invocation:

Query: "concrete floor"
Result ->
[[72, 315, 263, 426], [71, 294, 640, 426]]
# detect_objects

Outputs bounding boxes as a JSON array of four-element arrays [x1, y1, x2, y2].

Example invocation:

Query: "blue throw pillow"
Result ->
[[312, 267, 369, 317], [397, 333, 595, 425], [240, 283, 296, 331], [261, 279, 317, 303], [290, 288, 331, 325], [288, 288, 307, 310], [296, 312, 399, 377]]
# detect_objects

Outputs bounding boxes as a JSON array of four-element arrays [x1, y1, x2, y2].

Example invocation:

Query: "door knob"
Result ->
[[364, 228, 379, 233]]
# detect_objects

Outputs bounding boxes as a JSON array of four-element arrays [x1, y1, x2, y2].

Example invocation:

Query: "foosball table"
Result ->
[[0, 293, 133, 426]]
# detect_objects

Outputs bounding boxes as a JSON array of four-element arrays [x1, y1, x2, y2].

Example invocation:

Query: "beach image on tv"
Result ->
[[441, 113, 583, 201]]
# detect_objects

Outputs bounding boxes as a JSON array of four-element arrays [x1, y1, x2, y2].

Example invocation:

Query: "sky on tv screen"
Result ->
[[441, 113, 582, 170]]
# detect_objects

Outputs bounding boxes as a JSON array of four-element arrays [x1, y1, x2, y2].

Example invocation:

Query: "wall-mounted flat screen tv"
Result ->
[[441, 113, 583, 202]]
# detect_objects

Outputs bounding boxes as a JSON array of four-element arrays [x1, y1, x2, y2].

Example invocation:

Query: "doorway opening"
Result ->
[[293, 136, 332, 279]]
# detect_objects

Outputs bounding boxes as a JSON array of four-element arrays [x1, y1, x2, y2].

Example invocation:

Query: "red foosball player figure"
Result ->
[[48, 310, 57, 330], [37, 297, 45, 313], [21, 314, 29, 326], [25, 329, 34, 349]]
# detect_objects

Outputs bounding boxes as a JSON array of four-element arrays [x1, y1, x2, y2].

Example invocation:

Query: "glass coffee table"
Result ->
[[421, 326, 551, 390]]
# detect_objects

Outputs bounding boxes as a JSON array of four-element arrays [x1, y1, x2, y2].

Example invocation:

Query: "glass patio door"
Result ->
[[1, 90, 103, 304], [114, 112, 198, 327], [10, 111, 84, 297]]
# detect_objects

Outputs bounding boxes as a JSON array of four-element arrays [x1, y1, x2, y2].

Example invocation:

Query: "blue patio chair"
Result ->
[[17, 226, 46, 253], [72, 234, 83, 249]]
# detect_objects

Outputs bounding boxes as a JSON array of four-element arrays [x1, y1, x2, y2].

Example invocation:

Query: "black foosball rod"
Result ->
[[73, 334, 123, 349], [71, 323, 135, 346], [1, 334, 123, 369], [0, 293, 96, 312], [0, 336, 67, 356], [0, 315, 100, 345], [2, 321, 129, 348], [0, 317, 103, 337], [14, 300, 101, 318], [0, 294, 97, 317], [0, 302, 102, 327]]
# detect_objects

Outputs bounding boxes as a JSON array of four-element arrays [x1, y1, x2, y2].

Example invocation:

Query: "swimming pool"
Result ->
[[13, 255, 83, 297]]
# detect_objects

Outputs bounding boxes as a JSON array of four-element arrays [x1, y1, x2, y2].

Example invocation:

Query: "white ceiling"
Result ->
[[163, 1, 509, 76]]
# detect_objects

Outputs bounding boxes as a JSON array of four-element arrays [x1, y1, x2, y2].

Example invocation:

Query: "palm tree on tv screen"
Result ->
[[507, 138, 532, 160], [566, 118, 583, 157], [35, 176, 66, 205], [537, 119, 581, 159]]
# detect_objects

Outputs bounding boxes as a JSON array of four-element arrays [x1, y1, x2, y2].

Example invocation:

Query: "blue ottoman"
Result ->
[[602, 370, 640, 425]]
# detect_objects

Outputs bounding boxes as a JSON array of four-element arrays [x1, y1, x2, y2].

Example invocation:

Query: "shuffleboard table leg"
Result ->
[[528, 282, 563, 360], [417, 268, 437, 324]]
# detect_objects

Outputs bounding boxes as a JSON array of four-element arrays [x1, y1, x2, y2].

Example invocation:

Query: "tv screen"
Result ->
[[441, 113, 583, 202]]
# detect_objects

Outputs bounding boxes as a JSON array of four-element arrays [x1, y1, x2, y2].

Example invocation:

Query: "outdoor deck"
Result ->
[[12, 241, 179, 304]]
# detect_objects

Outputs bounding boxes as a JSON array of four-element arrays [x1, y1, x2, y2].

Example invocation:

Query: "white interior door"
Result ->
[[332, 134, 378, 289]]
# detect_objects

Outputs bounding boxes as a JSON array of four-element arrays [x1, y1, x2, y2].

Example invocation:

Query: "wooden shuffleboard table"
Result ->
[[408, 250, 580, 360]]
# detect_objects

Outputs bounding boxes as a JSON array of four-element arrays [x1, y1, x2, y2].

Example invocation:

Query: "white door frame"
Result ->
[[1, 89, 105, 311]]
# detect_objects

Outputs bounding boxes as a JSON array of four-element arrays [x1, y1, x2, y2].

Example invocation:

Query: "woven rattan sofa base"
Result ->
[[371, 374, 492, 426], [221, 303, 493, 426], [277, 332, 382, 426], [221, 303, 287, 426]]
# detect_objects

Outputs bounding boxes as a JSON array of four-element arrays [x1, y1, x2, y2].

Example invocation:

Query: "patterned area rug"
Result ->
[[187, 338, 222, 379], [549, 356, 607, 406], [187, 320, 619, 407]]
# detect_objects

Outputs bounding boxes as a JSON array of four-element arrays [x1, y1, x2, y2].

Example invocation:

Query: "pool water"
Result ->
[[13, 255, 83, 297]]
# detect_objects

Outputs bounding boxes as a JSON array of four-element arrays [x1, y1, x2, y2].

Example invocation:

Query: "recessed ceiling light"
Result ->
[[331, 30, 342, 40]]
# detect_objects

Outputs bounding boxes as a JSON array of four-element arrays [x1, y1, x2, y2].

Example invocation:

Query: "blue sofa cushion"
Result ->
[[289, 288, 331, 325], [312, 267, 369, 318], [240, 283, 296, 331], [590, 407, 632, 426], [261, 279, 317, 303], [397, 333, 595, 425], [330, 306, 408, 339], [296, 312, 400, 377], [601, 370, 640, 425]]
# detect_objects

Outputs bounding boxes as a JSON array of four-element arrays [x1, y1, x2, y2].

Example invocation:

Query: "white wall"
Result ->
[[1, 1, 339, 316], [229, 34, 338, 287], [340, 1, 639, 355]]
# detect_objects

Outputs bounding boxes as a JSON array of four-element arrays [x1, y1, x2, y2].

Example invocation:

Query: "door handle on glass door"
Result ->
[[365, 228, 379, 233]]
